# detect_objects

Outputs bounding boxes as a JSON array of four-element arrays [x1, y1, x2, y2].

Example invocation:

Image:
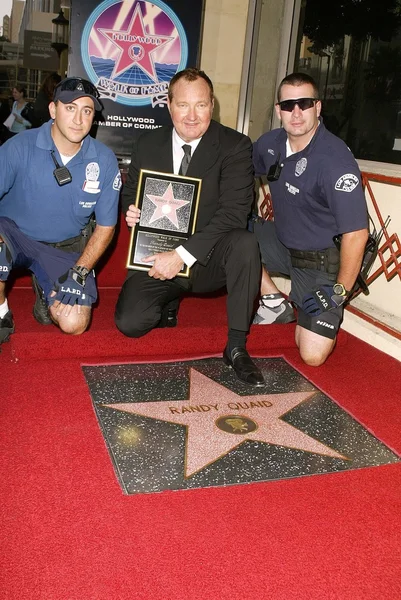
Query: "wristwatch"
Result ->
[[72, 265, 91, 285], [333, 282, 348, 297]]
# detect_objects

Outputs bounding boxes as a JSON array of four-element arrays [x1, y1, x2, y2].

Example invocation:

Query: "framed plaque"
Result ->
[[127, 169, 201, 278]]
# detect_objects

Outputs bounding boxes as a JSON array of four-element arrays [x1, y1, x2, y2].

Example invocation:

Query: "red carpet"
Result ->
[[1, 287, 400, 599], [6, 286, 352, 362], [2, 224, 401, 598]]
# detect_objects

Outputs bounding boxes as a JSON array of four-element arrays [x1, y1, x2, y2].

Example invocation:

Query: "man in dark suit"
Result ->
[[115, 68, 264, 387]]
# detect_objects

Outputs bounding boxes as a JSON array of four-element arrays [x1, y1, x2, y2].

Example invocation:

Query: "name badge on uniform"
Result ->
[[83, 180, 101, 194]]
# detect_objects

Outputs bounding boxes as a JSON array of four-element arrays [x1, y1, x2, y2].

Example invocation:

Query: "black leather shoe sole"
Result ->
[[32, 275, 52, 326], [156, 308, 177, 328], [223, 347, 265, 387]]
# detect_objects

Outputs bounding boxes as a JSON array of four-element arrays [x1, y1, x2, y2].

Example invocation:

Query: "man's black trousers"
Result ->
[[115, 229, 260, 338]]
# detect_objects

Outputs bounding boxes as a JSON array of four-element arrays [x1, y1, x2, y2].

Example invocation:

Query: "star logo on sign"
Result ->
[[99, 3, 174, 81], [146, 183, 190, 228], [106, 369, 347, 477]]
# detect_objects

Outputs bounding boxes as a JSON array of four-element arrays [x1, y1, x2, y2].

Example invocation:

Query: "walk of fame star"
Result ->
[[106, 368, 347, 477], [146, 183, 190, 228], [99, 3, 174, 80]]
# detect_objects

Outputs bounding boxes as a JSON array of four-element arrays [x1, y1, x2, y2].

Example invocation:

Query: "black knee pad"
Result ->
[[297, 306, 343, 339]]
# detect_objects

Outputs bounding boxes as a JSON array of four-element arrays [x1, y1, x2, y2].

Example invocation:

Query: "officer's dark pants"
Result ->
[[115, 229, 260, 338]]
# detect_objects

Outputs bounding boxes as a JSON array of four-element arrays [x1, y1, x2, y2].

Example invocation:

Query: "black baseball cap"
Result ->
[[53, 77, 102, 111]]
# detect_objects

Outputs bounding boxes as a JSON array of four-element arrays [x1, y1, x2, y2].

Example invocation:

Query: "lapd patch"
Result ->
[[86, 162, 100, 182], [335, 173, 359, 192], [295, 158, 307, 177], [113, 172, 122, 191], [285, 182, 299, 195]]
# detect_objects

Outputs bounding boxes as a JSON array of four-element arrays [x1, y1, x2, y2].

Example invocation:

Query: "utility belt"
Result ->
[[289, 246, 340, 275], [40, 216, 96, 255]]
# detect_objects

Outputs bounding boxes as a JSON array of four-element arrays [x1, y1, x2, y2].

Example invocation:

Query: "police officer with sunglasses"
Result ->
[[251, 72, 369, 366], [0, 77, 121, 345]]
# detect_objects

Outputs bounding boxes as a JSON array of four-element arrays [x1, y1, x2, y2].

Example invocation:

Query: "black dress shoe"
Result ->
[[156, 299, 179, 328], [223, 346, 265, 387], [32, 275, 52, 325], [0, 310, 15, 345]]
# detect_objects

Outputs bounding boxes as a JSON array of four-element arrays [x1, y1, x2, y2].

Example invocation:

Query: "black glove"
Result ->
[[49, 268, 92, 307], [302, 285, 346, 317]]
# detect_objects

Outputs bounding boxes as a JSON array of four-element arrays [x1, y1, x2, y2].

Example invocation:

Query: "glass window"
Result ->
[[295, 0, 401, 164], [0, 1, 68, 128]]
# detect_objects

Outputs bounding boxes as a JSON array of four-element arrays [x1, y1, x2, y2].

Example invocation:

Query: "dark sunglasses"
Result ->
[[277, 97, 318, 112], [55, 77, 100, 99]]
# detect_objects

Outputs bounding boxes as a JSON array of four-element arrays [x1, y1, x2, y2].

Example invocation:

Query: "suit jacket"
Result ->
[[121, 120, 254, 265]]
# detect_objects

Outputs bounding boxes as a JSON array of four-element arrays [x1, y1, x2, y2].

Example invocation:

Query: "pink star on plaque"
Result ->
[[146, 183, 190, 228], [106, 369, 347, 478], [99, 3, 174, 80]]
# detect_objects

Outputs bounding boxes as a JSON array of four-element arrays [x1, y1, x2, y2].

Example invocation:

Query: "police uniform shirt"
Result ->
[[0, 120, 121, 243], [253, 120, 368, 251]]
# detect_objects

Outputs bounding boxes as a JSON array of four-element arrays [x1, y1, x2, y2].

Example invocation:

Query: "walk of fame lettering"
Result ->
[[170, 404, 219, 414], [227, 400, 273, 410], [168, 400, 273, 415], [106, 369, 347, 477]]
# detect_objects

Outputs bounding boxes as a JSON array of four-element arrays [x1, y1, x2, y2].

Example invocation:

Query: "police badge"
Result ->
[[295, 157, 307, 177]]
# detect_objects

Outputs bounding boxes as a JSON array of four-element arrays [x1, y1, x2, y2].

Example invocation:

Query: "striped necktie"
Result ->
[[179, 144, 192, 176]]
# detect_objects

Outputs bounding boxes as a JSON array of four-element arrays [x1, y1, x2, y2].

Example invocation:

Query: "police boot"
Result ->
[[32, 275, 52, 326], [0, 310, 15, 345]]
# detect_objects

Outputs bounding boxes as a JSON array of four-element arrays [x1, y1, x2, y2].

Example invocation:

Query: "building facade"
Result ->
[[1, 0, 400, 357]]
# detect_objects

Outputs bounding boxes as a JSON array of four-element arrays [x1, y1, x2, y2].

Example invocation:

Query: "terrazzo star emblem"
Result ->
[[146, 183, 190, 228], [99, 3, 174, 80], [106, 369, 347, 477]]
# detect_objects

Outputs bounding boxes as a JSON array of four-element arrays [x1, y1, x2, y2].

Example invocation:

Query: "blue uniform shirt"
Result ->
[[253, 121, 368, 250], [0, 120, 121, 242]]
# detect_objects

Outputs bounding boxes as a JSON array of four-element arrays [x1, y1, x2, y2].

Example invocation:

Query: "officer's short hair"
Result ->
[[277, 73, 319, 101], [168, 68, 214, 103]]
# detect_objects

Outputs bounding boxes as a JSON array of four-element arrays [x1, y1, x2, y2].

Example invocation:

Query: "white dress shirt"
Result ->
[[172, 129, 202, 267]]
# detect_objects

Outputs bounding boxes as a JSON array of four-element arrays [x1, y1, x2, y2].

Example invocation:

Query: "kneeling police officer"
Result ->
[[0, 77, 121, 345], [252, 72, 369, 366]]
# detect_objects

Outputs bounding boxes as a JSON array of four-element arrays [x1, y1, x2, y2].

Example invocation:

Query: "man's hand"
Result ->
[[48, 268, 94, 316], [126, 205, 141, 228], [144, 250, 184, 280], [302, 285, 347, 316]]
